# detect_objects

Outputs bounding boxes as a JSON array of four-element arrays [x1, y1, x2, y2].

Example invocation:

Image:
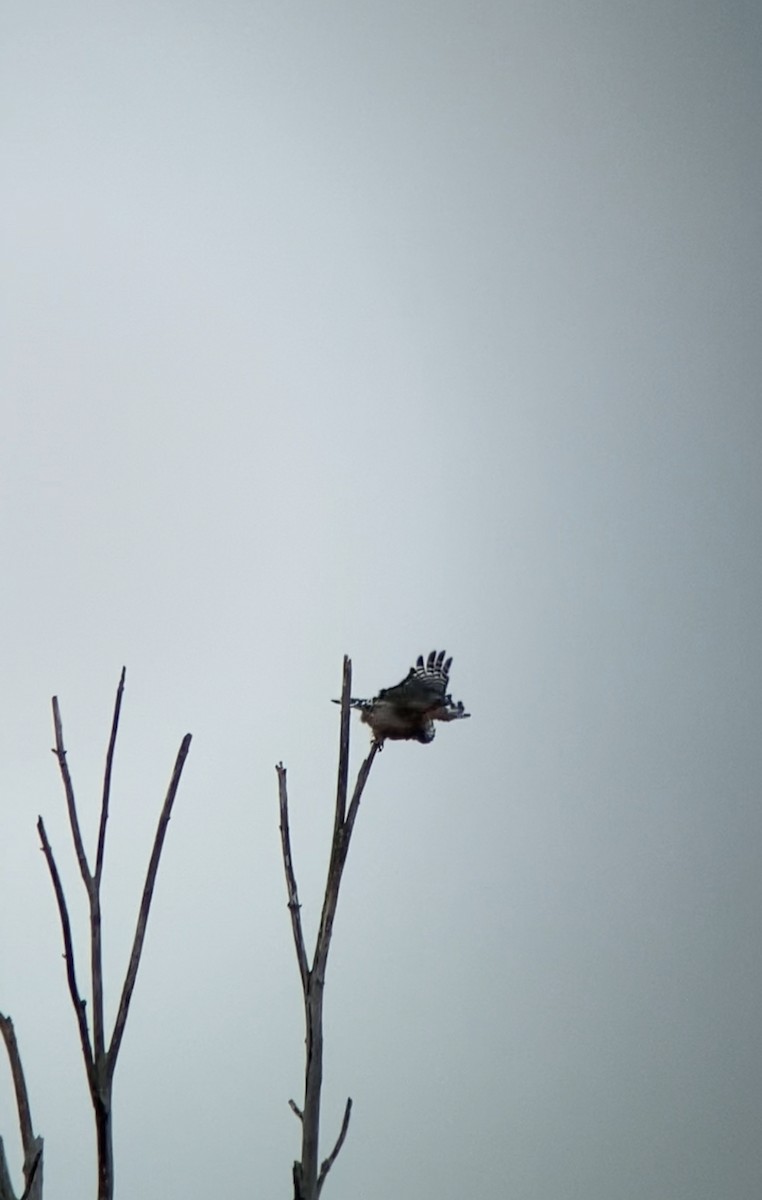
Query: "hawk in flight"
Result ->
[[334, 650, 470, 746]]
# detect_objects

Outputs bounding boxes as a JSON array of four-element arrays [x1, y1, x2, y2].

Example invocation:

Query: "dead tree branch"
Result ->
[[0, 1019, 33, 1155], [36, 819, 96, 1091], [0, 1015, 43, 1200], [95, 667, 125, 885], [277, 766, 309, 994], [51, 696, 90, 887], [39, 671, 191, 1200], [317, 1098, 352, 1197], [107, 733, 192, 1073], [277, 656, 379, 1200], [333, 656, 352, 832]]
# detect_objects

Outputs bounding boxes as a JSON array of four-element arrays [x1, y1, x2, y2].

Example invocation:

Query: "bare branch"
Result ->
[[0, 1015, 34, 1157], [342, 741, 380, 852], [288, 1099, 303, 1121], [107, 733, 192, 1076], [277, 763, 310, 995], [36, 818, 96, 1089], [333, 657, 352, 832], [0, 1018, 43, 1200], [312, 658, 356, 978], [91, 670, 126, 1062], [90, 887, 106, 1064], [51, 696, 91, 885], [325, 660, 352, 921], [313, 740, 380, 982], [317, 1097, 352, 1196], [95, 668, 126, 884]]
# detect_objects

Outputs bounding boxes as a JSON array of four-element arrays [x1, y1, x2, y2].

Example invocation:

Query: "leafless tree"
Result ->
[[277, 656, 380, 1200], [0, 1015, 42, 1200], [37, 669, 191, 1200]]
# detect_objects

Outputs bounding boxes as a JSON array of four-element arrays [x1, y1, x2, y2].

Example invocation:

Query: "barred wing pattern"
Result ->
[[335, 650, 470, 745]]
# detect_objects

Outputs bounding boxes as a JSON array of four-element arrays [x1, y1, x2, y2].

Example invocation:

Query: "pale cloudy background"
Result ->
[[2, 2, 761, 1198]]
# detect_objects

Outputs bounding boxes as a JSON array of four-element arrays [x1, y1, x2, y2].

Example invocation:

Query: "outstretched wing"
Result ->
[[333, 649, 469, 745], [378, 649, 453, 714]]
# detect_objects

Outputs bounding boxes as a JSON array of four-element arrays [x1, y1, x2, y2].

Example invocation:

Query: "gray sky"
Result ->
[[2, 1, 761, 1197]]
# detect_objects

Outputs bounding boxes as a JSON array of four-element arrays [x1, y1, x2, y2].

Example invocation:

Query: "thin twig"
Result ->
[[277, 764, 310, 995], [317, 1097, 353, 1196], [107, 733, 192, 1076], [95, 668, 126, 884], [288, 1099, 303, 1121], [36, 819, 96, 1090], [343, 741, 380, 851], [51, 697, 91, 885]]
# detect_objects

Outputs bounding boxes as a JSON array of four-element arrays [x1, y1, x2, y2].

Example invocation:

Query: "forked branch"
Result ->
[[278, 656, 379, 1200], [39, 671, 191, 1200]]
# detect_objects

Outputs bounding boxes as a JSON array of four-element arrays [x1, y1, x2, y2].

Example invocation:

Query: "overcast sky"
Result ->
[[2, 2, 761, 1198]]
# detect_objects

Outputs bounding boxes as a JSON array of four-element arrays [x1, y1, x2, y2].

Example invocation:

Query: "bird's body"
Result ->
[[335, 650, 470, 746]]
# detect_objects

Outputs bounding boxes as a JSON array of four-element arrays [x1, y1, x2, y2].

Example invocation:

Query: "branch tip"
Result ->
[[317, 1097, 353, 1194]]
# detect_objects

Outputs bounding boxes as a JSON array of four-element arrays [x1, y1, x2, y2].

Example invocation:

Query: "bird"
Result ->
[[333, 650, 470, 746]]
